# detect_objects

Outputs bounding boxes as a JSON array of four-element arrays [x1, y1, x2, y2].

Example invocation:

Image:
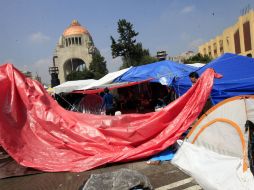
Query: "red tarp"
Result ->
[[0, 64, 216, 172]]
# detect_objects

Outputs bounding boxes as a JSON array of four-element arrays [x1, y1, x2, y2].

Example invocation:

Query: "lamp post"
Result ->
[[49, 66, 60, 87]]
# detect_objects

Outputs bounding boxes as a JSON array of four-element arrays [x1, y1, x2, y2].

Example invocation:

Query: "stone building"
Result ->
[[199, 9, 254, 58], [169, 51, 195, 63], [21, 71, 42, 83], [52, 20, 96, 83]]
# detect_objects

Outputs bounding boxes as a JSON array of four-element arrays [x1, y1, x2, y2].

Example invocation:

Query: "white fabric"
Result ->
[[53, 79, 96, 94], [187, 98, 254, 158], [172, 141, 254, 190], [186, 63, 205, 67], [78, 67, 131, 90]]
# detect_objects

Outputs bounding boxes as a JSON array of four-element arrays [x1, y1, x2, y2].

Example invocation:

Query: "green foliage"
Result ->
[[111, 19, 158, 69], [89, 53, 108, 79], [66, 69, 94, 81], [66, 53, 108, 81], [183, 53, 213, 64]]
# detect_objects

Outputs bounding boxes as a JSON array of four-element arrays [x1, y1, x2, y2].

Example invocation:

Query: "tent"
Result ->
[[53, 79, 97, 94], [114, 60, 196, 86], [172, 96, 254, 189], [175, 53, 254, 104], [53, 68, 131, 94], [0, 63, 217, 172], [77, 67, 131, 91]]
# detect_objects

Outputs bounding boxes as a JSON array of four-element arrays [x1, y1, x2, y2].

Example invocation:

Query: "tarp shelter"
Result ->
[[74, 79, 152, 94], [175, 53, 254, 104], [77, 67, 131, 91], [0, 63, 217, 172], [53, 68, 131, 94], [113, 60, 196, 86], [53, 79, 97, 94], [172, 96, 254, 189]]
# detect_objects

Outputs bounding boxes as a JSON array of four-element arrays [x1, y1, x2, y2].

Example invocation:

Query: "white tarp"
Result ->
[[187, 63, 205, 67], [172, 141, 254, 190], [78, 67, 131, 90], [53, 79, 96, 94]]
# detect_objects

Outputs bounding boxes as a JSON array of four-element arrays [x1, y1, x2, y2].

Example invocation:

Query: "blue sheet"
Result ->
[[114, 60, 196, 86], [174, 53, 254, 104]]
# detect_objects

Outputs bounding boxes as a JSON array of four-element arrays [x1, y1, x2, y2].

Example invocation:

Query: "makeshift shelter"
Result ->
[[52, 68, 131, 113], [114, 60, 196, 85], [172, 96, 254, 190], [0, 63, 217, 172], [53, 79, 96, 94], [175, 53, 254, 104], [77, 67, 131, 91]]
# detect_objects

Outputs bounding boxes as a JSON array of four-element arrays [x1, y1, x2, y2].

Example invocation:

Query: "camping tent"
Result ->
[[113, 60, 196, 86], [172, 96, 254, 190], [175, 53, 254, 104]]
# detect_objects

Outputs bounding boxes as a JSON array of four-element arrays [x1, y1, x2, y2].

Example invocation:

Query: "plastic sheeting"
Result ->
[[53, 79, 96, 94], [82, 168, 153, 190], [175, 53, 254, 104], [113, 60, 196, 85], [78, 67, 131, 90], [0, 64, 216, 172]]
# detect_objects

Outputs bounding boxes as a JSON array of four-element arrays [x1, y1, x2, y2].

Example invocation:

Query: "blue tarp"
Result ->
[[174, 53, 254, 104], [114, 60, 196, 86]]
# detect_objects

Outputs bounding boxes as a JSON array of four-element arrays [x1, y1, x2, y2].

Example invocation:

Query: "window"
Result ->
[[65, 39, 68, 47], [243, 21, 252, 51], [219, 40, 223, 53], [234, 29, 241, 54]]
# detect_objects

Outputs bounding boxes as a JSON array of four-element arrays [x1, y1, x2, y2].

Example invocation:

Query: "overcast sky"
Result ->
[[0, 0, 253, 84]]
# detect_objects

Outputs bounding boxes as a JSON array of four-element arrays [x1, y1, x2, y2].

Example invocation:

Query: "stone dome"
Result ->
[[63, 20, 90, 37]]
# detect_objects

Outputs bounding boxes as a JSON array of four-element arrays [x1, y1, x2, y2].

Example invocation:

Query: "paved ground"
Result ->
[[0, 160, 202, 190]]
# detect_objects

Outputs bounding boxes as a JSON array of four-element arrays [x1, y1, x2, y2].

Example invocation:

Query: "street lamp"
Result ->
[[48, 66, 60, 87]]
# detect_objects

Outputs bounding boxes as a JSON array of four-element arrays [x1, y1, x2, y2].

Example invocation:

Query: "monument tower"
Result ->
[[52, 20, 96, 84]]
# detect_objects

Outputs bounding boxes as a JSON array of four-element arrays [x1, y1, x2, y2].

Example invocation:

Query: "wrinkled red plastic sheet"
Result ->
[[0, 64, 216, 172]]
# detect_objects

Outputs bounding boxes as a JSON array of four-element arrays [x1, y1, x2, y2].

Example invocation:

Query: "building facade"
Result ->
[[21, 71, 42, 83], [199, 10, 254, 58], [53, 20, 96, 83], [169, 51, 195, 63]]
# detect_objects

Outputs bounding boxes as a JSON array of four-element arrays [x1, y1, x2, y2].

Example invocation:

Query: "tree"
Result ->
[[111, 19, 158, 68], [183, 53, 213, 64], [66, 52, 108, 81], [89, 53, 108, 79], [66, 68, 94, 81]]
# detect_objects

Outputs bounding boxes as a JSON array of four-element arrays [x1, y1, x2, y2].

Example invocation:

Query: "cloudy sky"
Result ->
[[0, 0, 253, 84]]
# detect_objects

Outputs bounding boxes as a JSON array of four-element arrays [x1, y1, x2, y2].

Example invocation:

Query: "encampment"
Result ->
[[0, 63, 216, 173]]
